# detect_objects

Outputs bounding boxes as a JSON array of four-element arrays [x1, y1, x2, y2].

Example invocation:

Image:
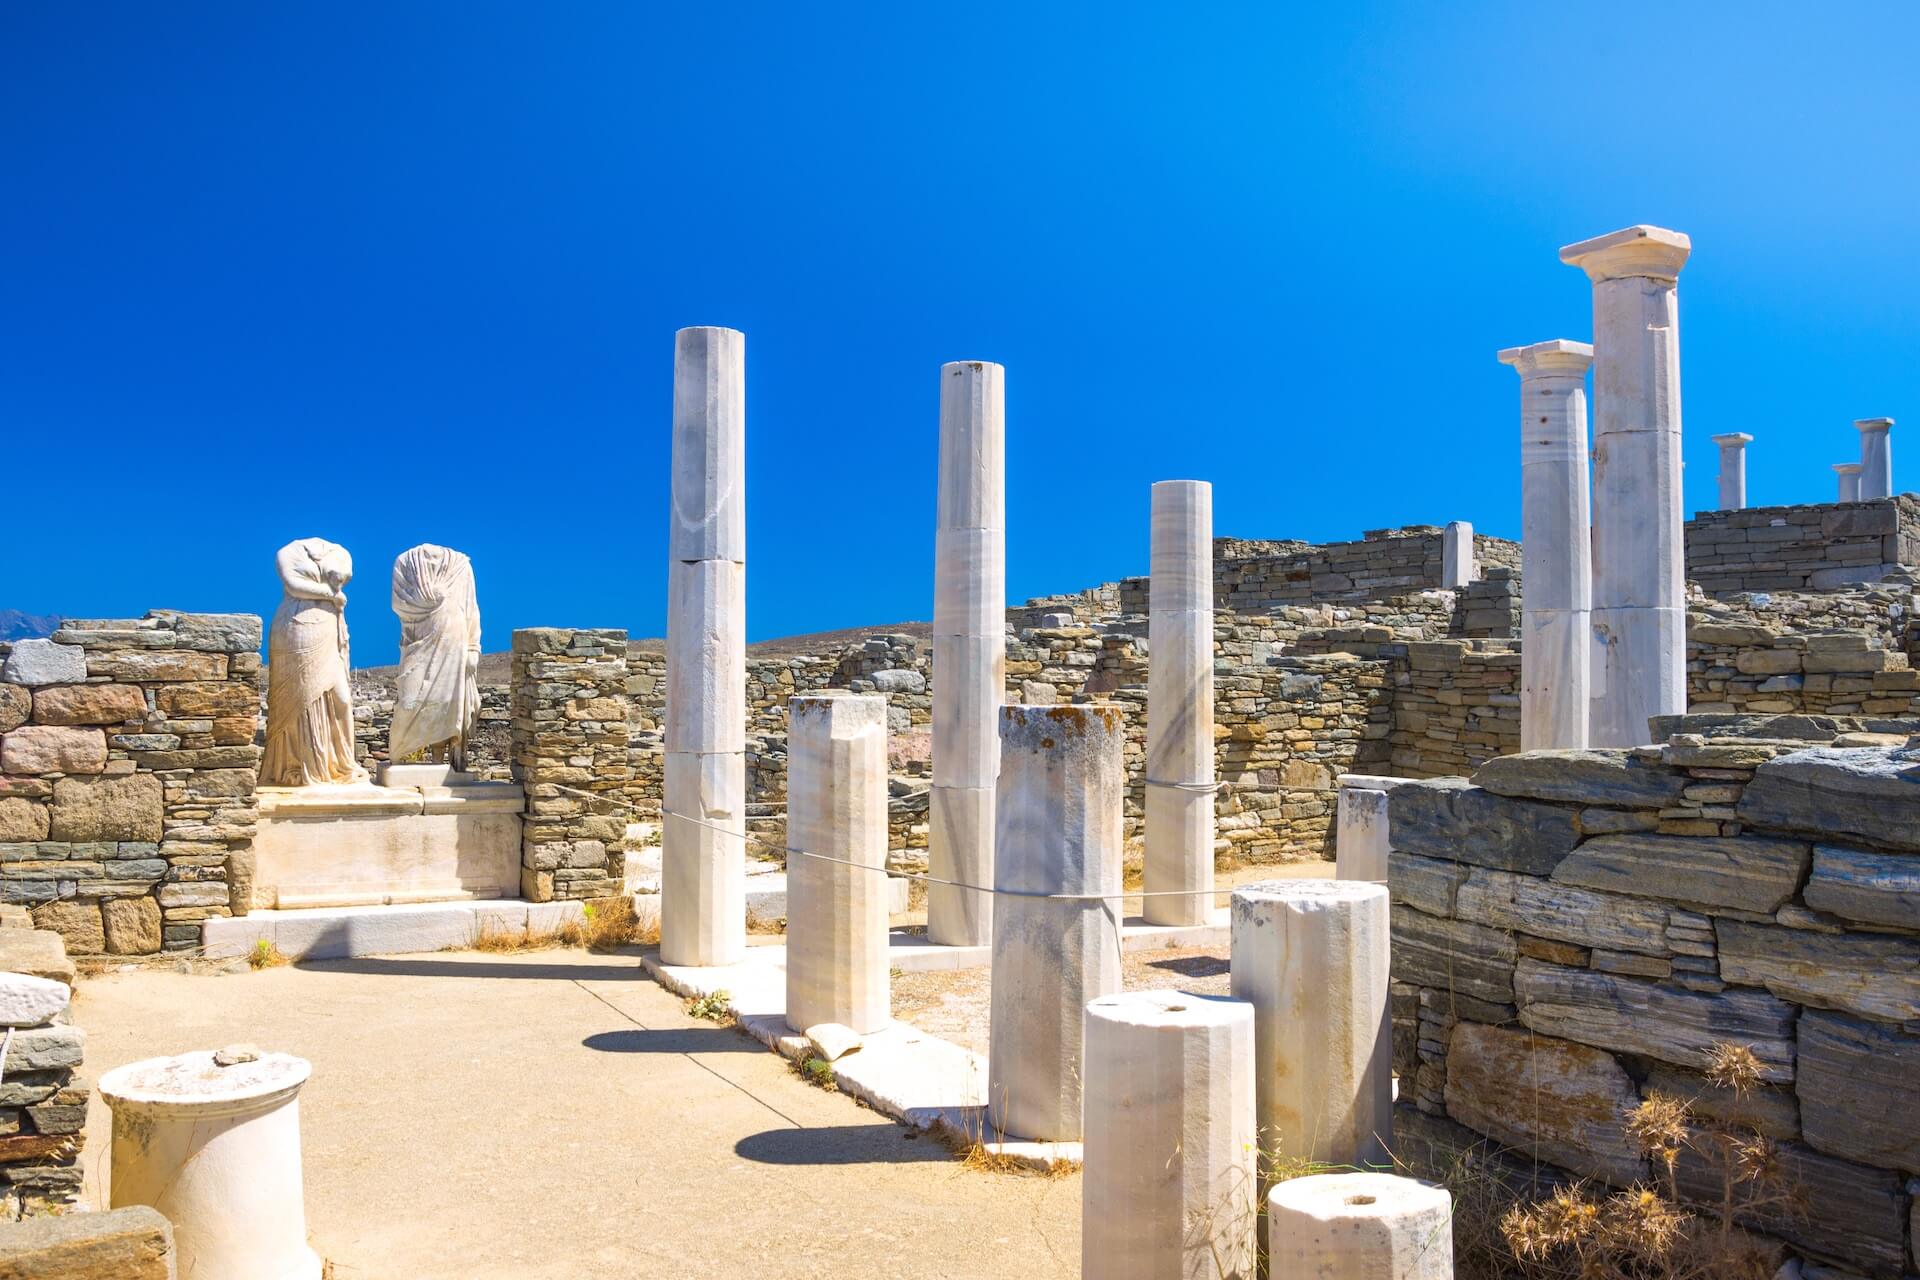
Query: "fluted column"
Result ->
[[1712, 432, 1752, 510], [929, 361, 1006, 947], [1144, 479, 1214, 926], [662, 326, 747, 967], [1561, 225, 1690, 748], [1498, 339, 1593, 751], [1857, 417, 1894, 499]]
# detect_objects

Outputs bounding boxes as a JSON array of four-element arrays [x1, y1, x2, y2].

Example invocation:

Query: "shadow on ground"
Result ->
[[734, 1123, 952, 1167], [295, 956, 647, 982], [1141, 953, 1228, 979], [583, 1027, 765, 1055]]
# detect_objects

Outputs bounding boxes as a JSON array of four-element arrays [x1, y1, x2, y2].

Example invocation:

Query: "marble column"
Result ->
[[1712, 432, 1752, 510], [1082, 990, 1257, 1279], [1144, 479, 1215, 926], [1231, 881, 1391, 1170], [1857, 417, 1894, 499], [785, 694, 889, 1035], [1835, 462, 1864, 503], [929, 361, 1006, 947], [987, 703, 1124, 1142], [1267, 1173, 1454, 1280], [1561, 225, 1690, 748], [662, 326, 748, 967], [1498, 339, 1594, 752], [1440, 520, 1475, 587], [1334, 774, 1406, 884]]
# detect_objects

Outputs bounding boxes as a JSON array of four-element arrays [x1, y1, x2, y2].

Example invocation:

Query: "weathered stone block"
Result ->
[[1, 727, 107, 776], [84, 649, 225, 681], [0, 683, 29, 733], [1640, 1064, 1799, 1141], [0, 930, 75, 985], [0, 798, 50, 841], [1802, 843, 1920, 930], [48, 773, 163, 842], [1386, 850, 1469, 916], [0, 972, 68, 1028], [1454, 867, 1670, 954], [101, 897, 163, 955], [1738, 745, 1920, 852], [1717, 919, 1920, 1023], [1513, 958, 1795, 1080], [28, 683, 147, 726], [1674, 1140, 1907, 1277], [153, 681, 258, 717], [0, 639, 87, 687], [1472, 749, 1690, 808], [28, 901, 104, 954], [1795, 1008, 1920, 1170], [1390, 907, 1516, 1005], [165, 611, 263, 652], [0, 1204, 176, 1279], [1444, 1022, 1646, 1184], [1550, 832, 1809, 912], [1, 1023, 83, 1071], [1387, 778, 1580, 874]]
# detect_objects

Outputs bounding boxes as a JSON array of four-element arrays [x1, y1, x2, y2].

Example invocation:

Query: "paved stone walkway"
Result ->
[[74, 948, 1080, 1279]]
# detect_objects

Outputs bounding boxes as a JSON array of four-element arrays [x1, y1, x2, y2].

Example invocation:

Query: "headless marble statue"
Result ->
[[262, 538, 369, 786], [388, 544, 482, 772]]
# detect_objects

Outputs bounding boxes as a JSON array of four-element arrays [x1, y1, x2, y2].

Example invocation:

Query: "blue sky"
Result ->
[[4, 4, 1915, 657]]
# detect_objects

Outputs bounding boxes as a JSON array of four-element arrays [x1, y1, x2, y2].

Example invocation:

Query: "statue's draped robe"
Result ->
[[388, 545, 482, 762], [262, 539, 368, 786]]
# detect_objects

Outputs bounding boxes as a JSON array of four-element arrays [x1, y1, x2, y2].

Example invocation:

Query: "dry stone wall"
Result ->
[[1684, 495, 1920, 595], [1386, 738, 1920, 1277], [0, 924, 86, 1219], [509, 628, 630, 901], [1, 613, 261, 955]]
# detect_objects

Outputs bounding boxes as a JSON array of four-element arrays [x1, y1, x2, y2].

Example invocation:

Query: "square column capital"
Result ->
[[1497, 338, 1593, 378], [1711, 433, 1753, 447], [1559, 225, 1691, 283], [1856, 417, 1895, 433]]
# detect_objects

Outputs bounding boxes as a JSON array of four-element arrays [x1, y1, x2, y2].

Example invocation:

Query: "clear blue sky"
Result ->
[[5, 4, 1915, 658]]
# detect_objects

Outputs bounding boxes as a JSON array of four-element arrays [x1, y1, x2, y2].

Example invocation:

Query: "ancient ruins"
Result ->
[[3, 223, 1918, 1280]]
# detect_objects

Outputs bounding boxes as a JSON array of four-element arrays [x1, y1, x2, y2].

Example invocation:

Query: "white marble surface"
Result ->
[[1144, 479, 1215, 927], [1857, 416, 1894, 499], [1441, 520, 1475, 588], [1712, 431, 1752, 510], [1266, 1172, 1453, 1280]]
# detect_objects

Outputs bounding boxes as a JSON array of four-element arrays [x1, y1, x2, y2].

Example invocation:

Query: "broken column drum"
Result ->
[[1834, 462, 1864, 503], [929, 360, 1006, 947], [1144, 479, 1215, 926], [662, 326, 748, 968], [1267, 1172, 1454, 1280], [784, 694, 890, 1035], [1440, 521, 1475, 587], [1711, 432, 1751, 510], [987, 703, 1124, 1142], [1561, 225, 1690, 748], [1498, 339, 1594, 752], [1334, 774, 1403, 884], [1857, 417, 1894, 499], [1082, 990, 1257, 1280], [99, 1049, 321, 1280], [1231, 880, 1391, 1170]]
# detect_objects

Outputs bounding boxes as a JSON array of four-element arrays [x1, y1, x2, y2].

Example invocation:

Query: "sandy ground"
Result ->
[[73, 949, 1080, 1280]]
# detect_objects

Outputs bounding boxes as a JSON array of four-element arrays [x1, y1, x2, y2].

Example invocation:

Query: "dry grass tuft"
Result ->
[[580, 896, 656, 950], [248, 939, 289, 970]]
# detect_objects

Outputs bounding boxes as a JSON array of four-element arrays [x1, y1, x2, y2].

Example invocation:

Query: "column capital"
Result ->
[[1711, 433, 1753, 446], [1855, 417, 1895, 433], [1497, 339, 1593, 378], [1833, 463, 1863, 475], [1559, 225, 1691, 283]]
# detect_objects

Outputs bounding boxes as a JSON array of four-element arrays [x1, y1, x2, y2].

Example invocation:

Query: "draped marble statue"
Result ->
[[388, 544, 482, 771], [262, 538, 369, 787]]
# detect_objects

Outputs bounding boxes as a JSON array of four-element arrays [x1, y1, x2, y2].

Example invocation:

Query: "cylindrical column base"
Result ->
[[1230, 881, 1391, 1170], [785, 694, 890, 1034], [1267, 1172, 1454, 1280], [101, 1050, 320, 1280], [1082, 990, 1256, 1280]]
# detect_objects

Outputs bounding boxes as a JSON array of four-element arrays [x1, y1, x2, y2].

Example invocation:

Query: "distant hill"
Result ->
[[354, 621, 929, 683], [0, 610, 60, 641]]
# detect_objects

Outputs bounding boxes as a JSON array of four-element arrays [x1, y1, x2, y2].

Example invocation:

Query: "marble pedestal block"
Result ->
[[1145, 479, 1215, 927], [987, 704, 1124, 1142], [1712, 432, 1752, 510], [1499, 339, 1593, 752], [785, 695, 889, 1035], [929, 359, 1006, 947], [1562, 225, 1690, 749], [1834, 462, 1863, 503], [1231, 880, 1391, 1170], [101, 1049, 320, 1280], [1334, 778, 1396, 884], [1857, 417, 1894, 499], [1441, 521, 1475, 587], [1267, 1172, 1453, 1280], [1082, 990, 1256, 1280]]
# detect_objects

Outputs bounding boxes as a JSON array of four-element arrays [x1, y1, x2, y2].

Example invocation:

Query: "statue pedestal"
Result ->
[[253, 777, 523, 910]]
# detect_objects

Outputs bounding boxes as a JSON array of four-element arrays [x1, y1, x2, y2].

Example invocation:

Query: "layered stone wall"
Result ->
[[1688, 621, 1919, 717], [508, 628, 629, 901], [1684, 495, 1920, 595], [1, 613, 261, 954], [1387, 739, 1920, 1277], [0, 925, 86, 1219]]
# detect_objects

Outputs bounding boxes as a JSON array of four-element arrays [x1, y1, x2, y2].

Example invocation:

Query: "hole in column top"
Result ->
[[1164, 1004, 1187, 1013], [1346, 1195, 1377, 1206]]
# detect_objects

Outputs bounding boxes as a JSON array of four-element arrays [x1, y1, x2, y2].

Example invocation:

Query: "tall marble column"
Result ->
[[929, 361, 1006, 947], [662, 326, 747, 967], [785, 694, 889, 1035], [1857, 417, 1894, 499], [1712, 432, 1752, 510], [1440, 521, 1475, 587], [1143, 479, 1214, 927], [988, 703, 1124, 1142], [1834, 462, 1864, 503], [1561, 225, 1690, 748], [1498, 339, 1593, 752]]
